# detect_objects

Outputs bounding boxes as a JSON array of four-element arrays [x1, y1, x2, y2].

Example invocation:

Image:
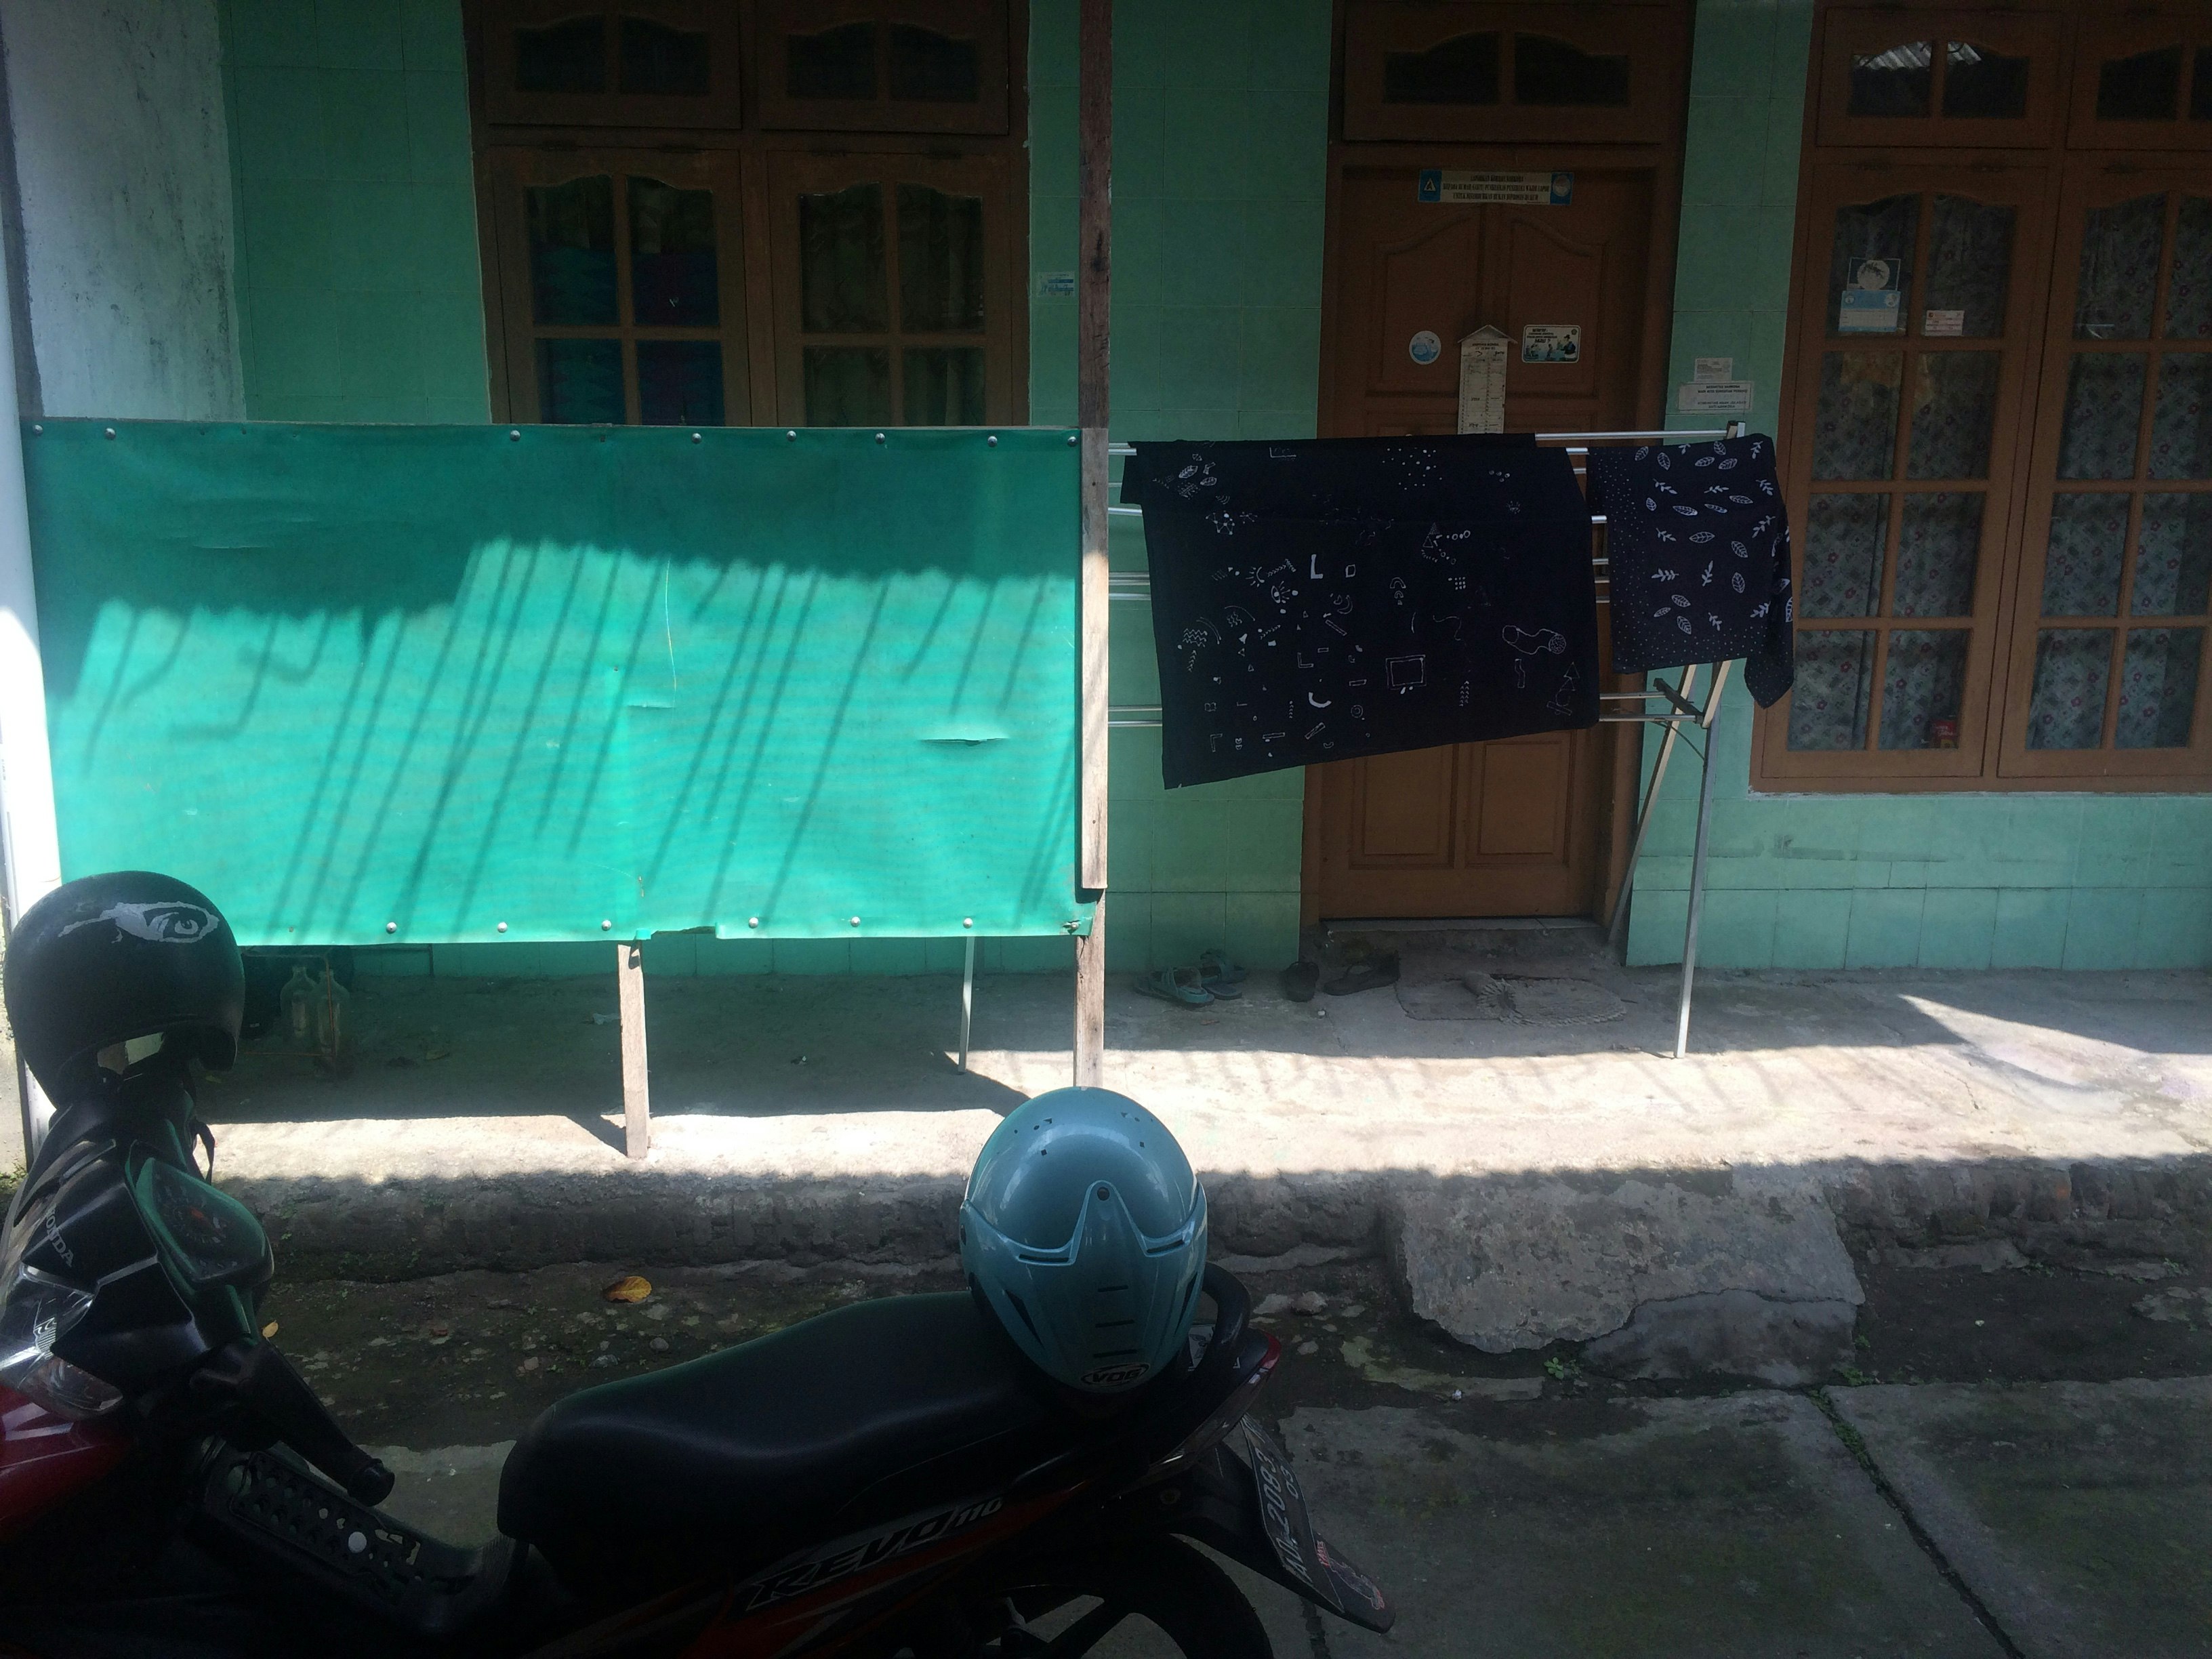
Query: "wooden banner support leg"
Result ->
[[1073, 0, 1112, 1090], [617, 941, 649, 1159]]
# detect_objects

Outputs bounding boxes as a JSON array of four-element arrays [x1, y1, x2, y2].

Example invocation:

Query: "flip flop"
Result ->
[[1134, 966, 1212, 1007], [1322, 951, 1400, 996], [1198, 950, 1245, 998], [1280, 960, 1321, 1002]]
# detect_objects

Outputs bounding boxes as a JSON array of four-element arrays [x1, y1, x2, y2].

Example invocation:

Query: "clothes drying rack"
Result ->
[[1102, 425, 1742, 1059]]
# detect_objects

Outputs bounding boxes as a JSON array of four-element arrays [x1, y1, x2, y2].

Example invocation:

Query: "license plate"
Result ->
[[1242, 1421, 1393, 1632]]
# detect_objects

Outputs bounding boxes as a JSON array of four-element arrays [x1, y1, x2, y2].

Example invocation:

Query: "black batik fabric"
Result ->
[[1122, 433, 1536, 520], [1584, 434, 1796, 707], [1129, 441, 1597, 790]]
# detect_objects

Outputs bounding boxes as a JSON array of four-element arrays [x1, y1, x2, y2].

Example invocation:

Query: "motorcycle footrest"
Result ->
[[199, 1442, 504, 1635]]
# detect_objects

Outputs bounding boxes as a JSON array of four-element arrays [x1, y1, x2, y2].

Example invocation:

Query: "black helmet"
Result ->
[[5, 872, 244, 1098]]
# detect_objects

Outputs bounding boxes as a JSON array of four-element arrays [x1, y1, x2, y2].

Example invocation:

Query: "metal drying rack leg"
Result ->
[[960, 934, 976, 1072], [1675, 675, 1724, 1061], [1606, 664, 1700, 951]]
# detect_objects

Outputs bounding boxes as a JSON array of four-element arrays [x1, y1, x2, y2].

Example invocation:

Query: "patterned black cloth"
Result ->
[[1127, 440, 1597, 790], [1121, 433, 1536, 519], [1584, 433, 1795, 707]]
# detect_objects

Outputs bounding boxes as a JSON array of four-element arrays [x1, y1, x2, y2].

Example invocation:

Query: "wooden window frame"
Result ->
[[483, 148, 754, 427], [1758, 2, 2212, 794], [1812, 8, 2063, 150], [1759, 157, 2055, 785], [752, 0, 1010, 136], [1340, 1, 1689, 146], [481, 1, 745, 131], [1995, 159, 2212, 781], [2066, 9, 2212, 153], [464, 0, 1028, 430], [764, 150, 1017, 427]]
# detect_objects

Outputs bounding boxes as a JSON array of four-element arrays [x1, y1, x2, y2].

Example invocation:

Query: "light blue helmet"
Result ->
[[960, 1087, 1208, 1395]]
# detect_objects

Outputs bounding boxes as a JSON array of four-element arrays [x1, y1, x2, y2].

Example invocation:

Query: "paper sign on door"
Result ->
[[1458, 326, 1509, 433]]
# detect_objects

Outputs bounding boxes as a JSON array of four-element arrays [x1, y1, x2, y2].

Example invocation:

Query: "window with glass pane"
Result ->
[[1382, 33, 1500, 104], [1942, 41, 2027, 119], [795, 172, 989, 426], [2020, 188, 2211, 760], [1788, 185, 2008, 759], [512, 164, 733, 428]]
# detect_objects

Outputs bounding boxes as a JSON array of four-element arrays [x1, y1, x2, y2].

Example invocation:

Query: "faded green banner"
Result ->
[[24, 421, 1084, 946]]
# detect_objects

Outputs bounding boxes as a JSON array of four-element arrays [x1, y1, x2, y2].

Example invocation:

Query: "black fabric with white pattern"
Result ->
[[1125, 439, 1597, 790], [1585, 434, 1795, 708]]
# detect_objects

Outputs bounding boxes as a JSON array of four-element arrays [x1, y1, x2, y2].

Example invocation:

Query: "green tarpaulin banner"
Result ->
[[24, 421, 1084, 947]]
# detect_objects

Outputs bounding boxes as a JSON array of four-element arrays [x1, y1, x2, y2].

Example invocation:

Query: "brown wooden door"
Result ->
[[1312, 160, 1656, 918]]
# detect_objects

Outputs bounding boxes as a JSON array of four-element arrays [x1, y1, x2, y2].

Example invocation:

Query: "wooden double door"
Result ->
[[1310, 155, 1668, 918]]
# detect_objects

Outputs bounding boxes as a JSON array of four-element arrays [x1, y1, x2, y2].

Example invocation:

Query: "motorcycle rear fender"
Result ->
[[1132, 1434, 1394, 1634]]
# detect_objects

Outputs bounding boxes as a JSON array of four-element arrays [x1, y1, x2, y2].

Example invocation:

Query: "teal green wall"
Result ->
[[1623, 0, 2212, 971], [1030, 0, 1330, 974], [210, 0, 2211, 977], [218, 0, 490, 424]]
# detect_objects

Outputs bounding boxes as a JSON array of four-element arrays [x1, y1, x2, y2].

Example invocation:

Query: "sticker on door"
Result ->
[[1521, 325, 1580, 363]]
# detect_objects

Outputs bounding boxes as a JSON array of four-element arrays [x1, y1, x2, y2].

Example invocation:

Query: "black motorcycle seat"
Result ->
[[496, 1291, 1063, 1582]]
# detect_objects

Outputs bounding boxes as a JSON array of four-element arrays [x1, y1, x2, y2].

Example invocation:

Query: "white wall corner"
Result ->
[[0, 0, 244, 420]]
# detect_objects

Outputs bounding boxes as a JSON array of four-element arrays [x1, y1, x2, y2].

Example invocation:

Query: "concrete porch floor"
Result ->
[[201, 937, 2212, 1281]]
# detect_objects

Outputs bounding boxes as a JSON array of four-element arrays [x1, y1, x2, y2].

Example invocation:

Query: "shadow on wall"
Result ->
[[24, 422, 1084, 948]]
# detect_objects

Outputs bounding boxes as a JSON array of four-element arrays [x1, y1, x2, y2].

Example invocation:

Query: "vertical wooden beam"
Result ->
[[617, 941, 650, 1159], [1073, 0, 1112, 1089]]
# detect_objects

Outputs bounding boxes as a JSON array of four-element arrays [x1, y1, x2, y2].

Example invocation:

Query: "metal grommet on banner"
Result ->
[[850, 916, 861, 927], [987, 435, 998, 447], [691, 432, 702, 443], [509, 430, 521, 441], [786, 430, 797, 441], [104, 428, 116, 439], [601, 919, 613, 930], [497, 922, 508, 933], [748, 917, 760, 928], [385, 921, 397, 934]]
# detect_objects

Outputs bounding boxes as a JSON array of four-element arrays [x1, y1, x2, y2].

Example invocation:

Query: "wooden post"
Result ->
[[617, 941, 650, 1159], [1073, 0, 1112, 1089]]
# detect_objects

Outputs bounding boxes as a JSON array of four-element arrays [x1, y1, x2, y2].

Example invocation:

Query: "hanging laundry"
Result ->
[[1126, 439, 1597, 790], [1121, 432, 1536, 520], [1584, 433, 1795, 706]]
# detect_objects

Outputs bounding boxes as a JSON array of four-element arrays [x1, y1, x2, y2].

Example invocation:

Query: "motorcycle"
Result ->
[[0, 1065, 1391, 1656]]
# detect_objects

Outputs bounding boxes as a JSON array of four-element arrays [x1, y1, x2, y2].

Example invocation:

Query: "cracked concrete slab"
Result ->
[[1833, 1377, 2212, 1659], [1385, 1170, 1863, 1378], [1280, 1397, 2005, 1658]]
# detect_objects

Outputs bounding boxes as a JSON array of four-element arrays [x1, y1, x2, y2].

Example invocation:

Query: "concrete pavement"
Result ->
[[257, 1245, 2212, 1658], [206, 959, 2212, 1279]]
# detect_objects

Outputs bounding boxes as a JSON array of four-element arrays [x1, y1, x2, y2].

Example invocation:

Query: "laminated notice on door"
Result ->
[[1677, 379, 1753, 413], [1418, 169, 1574, 206], [1521, 324, 1580, 363], [1458, 326, 1509, 433]]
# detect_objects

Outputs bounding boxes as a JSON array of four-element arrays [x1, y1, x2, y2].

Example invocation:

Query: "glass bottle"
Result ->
[[314, 971, 354, 1074], [279, 964, 316, 1048]]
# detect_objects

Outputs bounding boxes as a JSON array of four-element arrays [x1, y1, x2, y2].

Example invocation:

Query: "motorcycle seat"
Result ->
[[496, 1290, 1063, 1583]]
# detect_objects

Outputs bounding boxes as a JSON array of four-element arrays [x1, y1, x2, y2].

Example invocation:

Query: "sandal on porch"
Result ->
[[1322, 951, 1400, 996], [1134, 966, 1213, 1007], [1198, 950, 1246, 998]]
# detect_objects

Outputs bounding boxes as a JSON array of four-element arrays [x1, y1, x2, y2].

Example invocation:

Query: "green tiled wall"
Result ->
[[1030, 0, 1331, 975], [218, 0, 491, 424], [1625, 0, 2212, 972]]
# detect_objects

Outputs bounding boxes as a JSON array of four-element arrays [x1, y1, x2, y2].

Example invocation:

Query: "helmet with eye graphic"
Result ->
[[4, 871, 243, 1100], [959, 1087, 1208, 1395]]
